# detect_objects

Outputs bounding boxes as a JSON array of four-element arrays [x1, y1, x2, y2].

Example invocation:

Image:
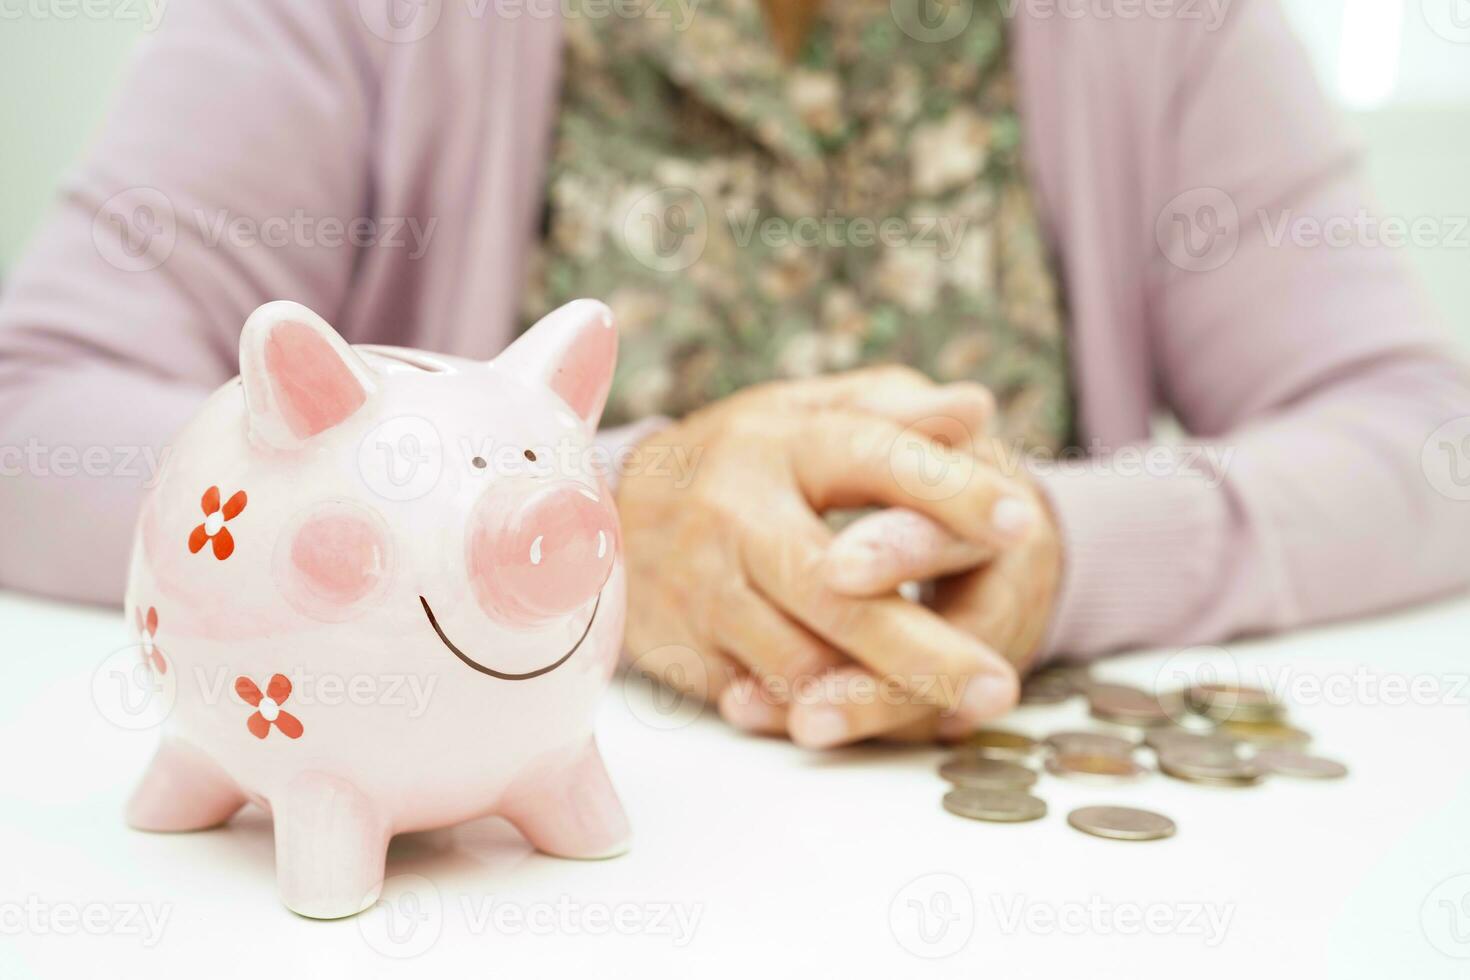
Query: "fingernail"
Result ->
[[719, 683, 784, 731], [791, 706, 849, 749], [991, 497, 1036, 537], [956, 673, 1017, 725]]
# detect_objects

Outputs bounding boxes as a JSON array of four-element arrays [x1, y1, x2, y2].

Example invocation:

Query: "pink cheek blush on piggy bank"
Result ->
[[122, 298, 629, 919]]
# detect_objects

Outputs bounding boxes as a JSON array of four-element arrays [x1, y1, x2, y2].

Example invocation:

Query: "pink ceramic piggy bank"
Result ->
[[123, 299, 629, 918]]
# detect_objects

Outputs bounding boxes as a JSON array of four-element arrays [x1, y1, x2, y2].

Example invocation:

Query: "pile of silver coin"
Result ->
[[938, 665, 1349, 841]]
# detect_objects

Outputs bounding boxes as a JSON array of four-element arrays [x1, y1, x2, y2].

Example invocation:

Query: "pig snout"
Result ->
[[467, 481, 618, 626]]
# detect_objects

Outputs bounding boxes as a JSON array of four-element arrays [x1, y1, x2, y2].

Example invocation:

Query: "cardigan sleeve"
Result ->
[[0, 0, 378, 604], [1029, 0, 1470, 658]]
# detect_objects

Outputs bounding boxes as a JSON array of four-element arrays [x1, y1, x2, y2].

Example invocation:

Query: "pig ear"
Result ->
[[239, 301, 375, 450], [495, 299, 618, 429]]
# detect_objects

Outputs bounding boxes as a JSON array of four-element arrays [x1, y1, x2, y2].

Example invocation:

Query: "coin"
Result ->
[[1060, 665, 1096, 693], [963, 729, 1040, 762], [1252, 748, 1348, 780], [1067, 806, 1177, 842], [938, 756, 1038, 790], [1218, 719, 1311, 748], [1157, 743, 1263, 786], [1155, 688, 1191, 721], [1160, 739, 1241, 766], [1044, 731, 1137, 757], [1087, 683, 1171, 727], [1023, 665, 1090, 700], [943, 787, 1048, 823], [1186, 683, 1285, 724], [1045, 752, 1148, 781], [1020, 672, 1075, 706], [1143, 728, 1239, 754]]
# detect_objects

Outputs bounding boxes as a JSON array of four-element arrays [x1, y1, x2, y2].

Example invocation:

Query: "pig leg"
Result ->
[[499, 739, 631, 860], [126, 737, 246, 832], [273, 773, 391, 919]]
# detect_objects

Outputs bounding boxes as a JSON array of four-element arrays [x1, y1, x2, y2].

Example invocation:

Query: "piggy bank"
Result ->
[[122, 299, 629, 918]]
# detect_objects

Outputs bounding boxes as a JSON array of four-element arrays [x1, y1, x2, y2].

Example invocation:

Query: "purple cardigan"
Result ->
[[1, 0, 1467, 659]]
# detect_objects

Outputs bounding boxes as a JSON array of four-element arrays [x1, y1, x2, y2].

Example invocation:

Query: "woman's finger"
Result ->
[[707, 581, 846, 688], [718, 675, 791, 735], [824, 507, 990, 596], [787, 368, 995, 453], [784, 666, 938, 748], [791, 411, 1039, 550], [932, 537, 1059, 673], [738, 507, 1020, 728], [874, 720, 944, 744]]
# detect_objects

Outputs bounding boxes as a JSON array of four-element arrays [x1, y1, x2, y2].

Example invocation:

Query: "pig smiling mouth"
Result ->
[[418, 593, 601, 680]]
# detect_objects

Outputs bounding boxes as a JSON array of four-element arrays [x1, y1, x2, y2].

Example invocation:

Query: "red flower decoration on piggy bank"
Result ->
[[134, 605, 167, 675], [188, 486, 247, 560], [235, 674, 304, 740]]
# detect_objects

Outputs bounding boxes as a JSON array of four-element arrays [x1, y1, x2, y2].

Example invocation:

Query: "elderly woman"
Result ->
[[1, 0, 1466, 748]]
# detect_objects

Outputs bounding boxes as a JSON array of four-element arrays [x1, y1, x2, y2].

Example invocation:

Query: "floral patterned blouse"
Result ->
[[521, 0, 1071, 451]]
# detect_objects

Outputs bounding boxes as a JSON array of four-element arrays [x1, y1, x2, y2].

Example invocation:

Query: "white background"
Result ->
[[4, 589, 1470, 978]]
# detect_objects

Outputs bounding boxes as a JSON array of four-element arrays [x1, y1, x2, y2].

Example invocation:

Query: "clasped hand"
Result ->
[[616, 367, 1063, 748]]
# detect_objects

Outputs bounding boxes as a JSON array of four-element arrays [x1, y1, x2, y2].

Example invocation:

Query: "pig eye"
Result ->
[[523, 449, 537, 463], [471, 456, 488, 470]]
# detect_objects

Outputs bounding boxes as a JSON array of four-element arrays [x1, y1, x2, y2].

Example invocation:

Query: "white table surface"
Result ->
[[4, 589, 1469, 979]]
